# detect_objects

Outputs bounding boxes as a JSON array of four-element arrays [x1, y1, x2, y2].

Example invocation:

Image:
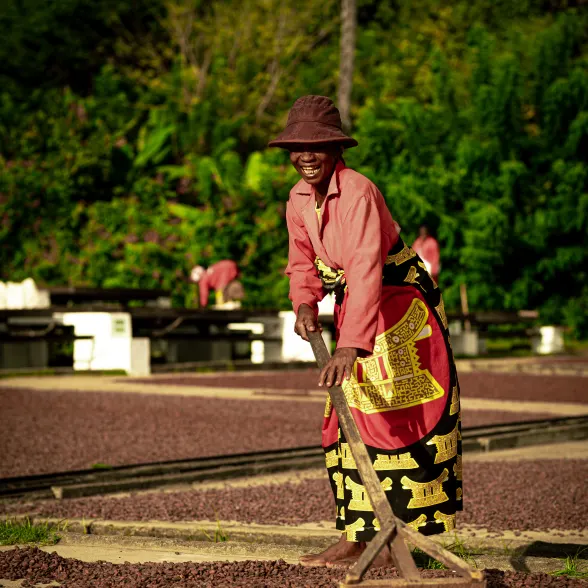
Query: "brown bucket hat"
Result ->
[[268, 95, 358, 148]]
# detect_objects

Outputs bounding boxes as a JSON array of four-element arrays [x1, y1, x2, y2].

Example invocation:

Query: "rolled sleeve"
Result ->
[[337, 193, 382, 353], [285, 199, 324, 314]]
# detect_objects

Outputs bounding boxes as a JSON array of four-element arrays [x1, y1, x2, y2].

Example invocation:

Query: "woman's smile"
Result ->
[[289, 146, 341, 192], [300, 164, 322, 179]]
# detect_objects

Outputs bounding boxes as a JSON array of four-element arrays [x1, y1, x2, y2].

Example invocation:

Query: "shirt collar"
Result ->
[[295, 159, 345, 197]]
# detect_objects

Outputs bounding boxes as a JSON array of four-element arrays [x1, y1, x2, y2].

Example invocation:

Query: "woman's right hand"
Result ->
[[294, 303, 321, 341]]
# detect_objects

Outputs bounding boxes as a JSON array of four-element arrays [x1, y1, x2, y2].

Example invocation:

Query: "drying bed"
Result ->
[[0, 388, 322, 478], [2, 460, 586, 534], [0, 386, 553, 478], [129, 370, 588, 405], [1, 548, 587, 588]]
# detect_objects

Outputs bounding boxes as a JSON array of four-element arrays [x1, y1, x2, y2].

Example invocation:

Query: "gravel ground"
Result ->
[[1, 548, 587, 588], [130, 370, 588, 405], [0, 386, 553, 479], [0, 389, 322, 478], [3, 460, 586, 533]]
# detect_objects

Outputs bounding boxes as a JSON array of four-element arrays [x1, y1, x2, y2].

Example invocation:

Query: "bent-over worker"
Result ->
[[190, 260, 244, 308]]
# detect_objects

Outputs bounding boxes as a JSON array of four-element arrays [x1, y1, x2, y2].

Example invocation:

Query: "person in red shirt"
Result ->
[[412, 224, 440, 283], [269, 96, 461, 568], [190, 260, 244, 308]]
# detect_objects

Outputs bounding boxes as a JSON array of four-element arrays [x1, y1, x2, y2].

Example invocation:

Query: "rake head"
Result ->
[[339, 577, 486, 587]]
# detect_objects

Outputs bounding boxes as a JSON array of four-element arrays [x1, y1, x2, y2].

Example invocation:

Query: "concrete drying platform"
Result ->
[[2, 379, 578, 477], [2, 443, 587, 586], [2, 546, 587, 588], [1, 527, 587, 588], [2, 530, 587, 572], [4, 450, 586, 532]]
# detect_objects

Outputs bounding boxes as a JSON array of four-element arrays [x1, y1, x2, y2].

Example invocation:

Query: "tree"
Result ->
[[338, 0, 357, 132]]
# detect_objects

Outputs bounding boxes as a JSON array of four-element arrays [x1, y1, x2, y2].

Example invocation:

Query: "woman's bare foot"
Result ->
[[299, 535, 366, 567]]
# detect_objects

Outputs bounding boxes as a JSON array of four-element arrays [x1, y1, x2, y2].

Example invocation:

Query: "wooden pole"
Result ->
[[337, 0, 356, 133], [307, 332, 485, 586]]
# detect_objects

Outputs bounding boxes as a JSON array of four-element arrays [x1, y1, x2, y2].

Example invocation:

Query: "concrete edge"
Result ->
[[4, 515, 587, 558], [2, 534, 586, 575]]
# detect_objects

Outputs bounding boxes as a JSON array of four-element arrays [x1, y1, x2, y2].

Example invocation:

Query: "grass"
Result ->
[[412, 533, 481, 569], [200, 519, 229, 543], [552, 549, 588, 579], [0, 518, 61, 546], [91, 462, 113, 470], [411, 547, 447, 569]]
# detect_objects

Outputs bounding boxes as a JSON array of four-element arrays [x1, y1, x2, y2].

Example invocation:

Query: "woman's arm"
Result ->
[[318, 191, 383, 388], [337, 192, 383, 353], [285, 199, 324, 340]]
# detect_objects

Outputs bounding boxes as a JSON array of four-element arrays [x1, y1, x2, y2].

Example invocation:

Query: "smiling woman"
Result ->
[[269, 95, 462, 569], [288, 147, 342, 200]]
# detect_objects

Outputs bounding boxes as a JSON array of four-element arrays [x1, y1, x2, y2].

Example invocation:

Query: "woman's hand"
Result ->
[[294, 303, 321, 341], [319, 347, 358, 388]]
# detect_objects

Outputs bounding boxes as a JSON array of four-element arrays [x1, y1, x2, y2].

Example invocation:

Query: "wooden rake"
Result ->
[[307, 331, 486, 588]]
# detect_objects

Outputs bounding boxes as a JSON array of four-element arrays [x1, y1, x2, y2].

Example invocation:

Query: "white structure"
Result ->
[[227, 321, 265, 363], [0, 278, 50, 310], [448, 320, 481, 357], [279, 293, 335, 362], [532, 326, 565, 355], [57, 312, 150, 376]]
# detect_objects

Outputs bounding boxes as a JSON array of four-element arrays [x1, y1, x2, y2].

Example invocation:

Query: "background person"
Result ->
[[269, 95, 461, 569], [412, 224, 440, 283], [190, 260, 244, 308]]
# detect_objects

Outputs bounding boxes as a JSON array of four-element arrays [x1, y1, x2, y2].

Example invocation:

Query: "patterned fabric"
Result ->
[[318, 238, 462, 542]]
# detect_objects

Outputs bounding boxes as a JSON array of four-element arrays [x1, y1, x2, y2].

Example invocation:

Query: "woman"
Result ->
[[269, 95, 461, 568], [412, 224, 441, 284]]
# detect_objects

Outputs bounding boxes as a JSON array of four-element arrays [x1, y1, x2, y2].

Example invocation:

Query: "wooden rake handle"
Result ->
[[307, 331, 485, 585], [307, 331, 420, 582]]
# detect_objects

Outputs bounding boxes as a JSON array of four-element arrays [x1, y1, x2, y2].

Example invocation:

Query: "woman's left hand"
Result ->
[[318, 347, 358, 388]]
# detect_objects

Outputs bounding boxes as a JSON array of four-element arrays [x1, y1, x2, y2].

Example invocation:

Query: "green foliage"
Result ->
[[552, 549, 588, 579], [0, 0, 167, 94], [0, 518, 61, 546], [1, 0, 587, 334]]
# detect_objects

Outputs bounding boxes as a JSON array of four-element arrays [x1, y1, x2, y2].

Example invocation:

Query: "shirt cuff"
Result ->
[[292, 297, 319, 316], [336, 337, 374, 355]]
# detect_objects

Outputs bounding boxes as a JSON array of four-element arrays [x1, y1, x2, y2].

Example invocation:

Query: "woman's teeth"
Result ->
[[301, 166, 320, 177]]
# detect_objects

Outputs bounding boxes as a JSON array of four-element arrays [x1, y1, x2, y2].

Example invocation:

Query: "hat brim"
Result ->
[[268, 121, 358, 149]]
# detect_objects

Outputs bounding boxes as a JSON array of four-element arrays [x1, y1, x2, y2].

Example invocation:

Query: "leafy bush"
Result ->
[[1, 1, 587, 336]]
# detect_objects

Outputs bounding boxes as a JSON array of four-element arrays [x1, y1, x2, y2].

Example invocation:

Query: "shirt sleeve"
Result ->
[[285, 199, 324, 314], [337, 194, 383, 353]]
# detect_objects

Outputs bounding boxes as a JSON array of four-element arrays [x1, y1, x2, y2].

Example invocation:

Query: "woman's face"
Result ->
[[288, 144, 341, 187]]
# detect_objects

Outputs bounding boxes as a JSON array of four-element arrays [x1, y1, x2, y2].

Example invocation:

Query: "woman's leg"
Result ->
[[300, 430, 369, 566]]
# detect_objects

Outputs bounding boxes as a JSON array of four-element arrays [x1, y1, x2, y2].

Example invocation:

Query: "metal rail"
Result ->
[[0, 446, 324, 500]]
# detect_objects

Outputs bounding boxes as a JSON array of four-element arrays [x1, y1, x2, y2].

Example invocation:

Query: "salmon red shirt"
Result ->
[[412, 236, 440, 280], [199, 260, 239, 307], [285, 161, 401, 353]]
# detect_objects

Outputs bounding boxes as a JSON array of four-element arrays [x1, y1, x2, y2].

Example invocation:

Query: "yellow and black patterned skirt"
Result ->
[[317, 238, 462, 542]]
